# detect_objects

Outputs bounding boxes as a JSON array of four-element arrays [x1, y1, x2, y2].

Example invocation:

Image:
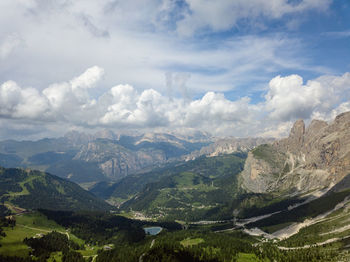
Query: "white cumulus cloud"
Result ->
[[0, 80, 49, 119], [265, 73, 350, 122], [0, 67, 349, 139], [70, 66, 105, 90], [99, 86, 169, 127]]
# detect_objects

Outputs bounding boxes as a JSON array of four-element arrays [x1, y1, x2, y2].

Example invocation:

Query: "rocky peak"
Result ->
[[276, 119, 305, 153], [94, 129, 118, 140], [304, 119, 328, 142], [289, 119, 305, 140], [241, 111, 350, 195], [334, 111, 350, 124], [305, 120, 328, 135], [64, 131, 93, 146]]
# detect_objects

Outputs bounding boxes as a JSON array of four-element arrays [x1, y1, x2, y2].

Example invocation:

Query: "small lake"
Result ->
[[144, 226, 163, 235]]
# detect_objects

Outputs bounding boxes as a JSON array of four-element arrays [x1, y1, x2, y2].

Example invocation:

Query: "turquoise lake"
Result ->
[[144, 226, 162, 235]]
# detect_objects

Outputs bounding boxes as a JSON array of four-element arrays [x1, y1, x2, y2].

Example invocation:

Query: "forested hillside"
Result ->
[[0, 166, 111, 212], [92, 153, 247, 220]]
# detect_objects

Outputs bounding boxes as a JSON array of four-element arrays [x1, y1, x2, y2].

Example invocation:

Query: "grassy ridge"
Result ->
[[0, 166, 111, 212], [251, 144, 286, 169]]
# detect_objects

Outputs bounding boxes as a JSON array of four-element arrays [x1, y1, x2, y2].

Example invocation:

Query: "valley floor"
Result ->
[[2, 209, 350, 262]]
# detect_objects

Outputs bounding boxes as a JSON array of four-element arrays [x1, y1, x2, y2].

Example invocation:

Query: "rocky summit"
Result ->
[[240, 111, 350, 195]]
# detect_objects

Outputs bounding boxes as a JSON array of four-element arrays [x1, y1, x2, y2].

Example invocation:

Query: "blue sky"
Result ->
[[0, 0, 349, 139]]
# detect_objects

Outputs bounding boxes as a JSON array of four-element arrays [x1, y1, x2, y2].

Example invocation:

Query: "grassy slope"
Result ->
[[0, 166, 111, 212], [180, 238, 204, 247], [0, 212, 83, 257], [0, 211, 106, 260], [251, 144, 286, 170]]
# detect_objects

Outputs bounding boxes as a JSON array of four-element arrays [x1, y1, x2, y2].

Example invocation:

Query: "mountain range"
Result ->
[[0, 130, 271, 185]]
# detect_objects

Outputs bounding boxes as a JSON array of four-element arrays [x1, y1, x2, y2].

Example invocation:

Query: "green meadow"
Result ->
[[0, 211, 87, 257]]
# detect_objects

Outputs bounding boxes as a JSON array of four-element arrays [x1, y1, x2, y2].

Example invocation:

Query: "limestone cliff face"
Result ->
[[63, 131, 213, 181], [241, 111, 350, 195], [74, 141, 166, 180]]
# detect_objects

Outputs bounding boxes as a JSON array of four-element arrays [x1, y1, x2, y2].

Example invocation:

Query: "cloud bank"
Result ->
[[0, 66, 349, 139]]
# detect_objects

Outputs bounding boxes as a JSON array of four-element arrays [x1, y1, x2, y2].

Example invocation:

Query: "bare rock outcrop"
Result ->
[[241, 111, 350, 195], [74, 140, 166, 180]]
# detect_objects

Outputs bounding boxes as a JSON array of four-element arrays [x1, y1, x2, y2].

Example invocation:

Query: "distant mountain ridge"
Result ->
[[0, 130, 270, 184], [0, 131, 212, 183], [184, 137, 274, 160]]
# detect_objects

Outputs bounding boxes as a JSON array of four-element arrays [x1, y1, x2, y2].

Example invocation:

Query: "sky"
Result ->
[[0, 0, 350, 140]]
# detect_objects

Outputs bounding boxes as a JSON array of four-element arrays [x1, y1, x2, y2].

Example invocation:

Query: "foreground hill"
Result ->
[[2, 209, 343, 262], [0, 166, 111, 213]]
